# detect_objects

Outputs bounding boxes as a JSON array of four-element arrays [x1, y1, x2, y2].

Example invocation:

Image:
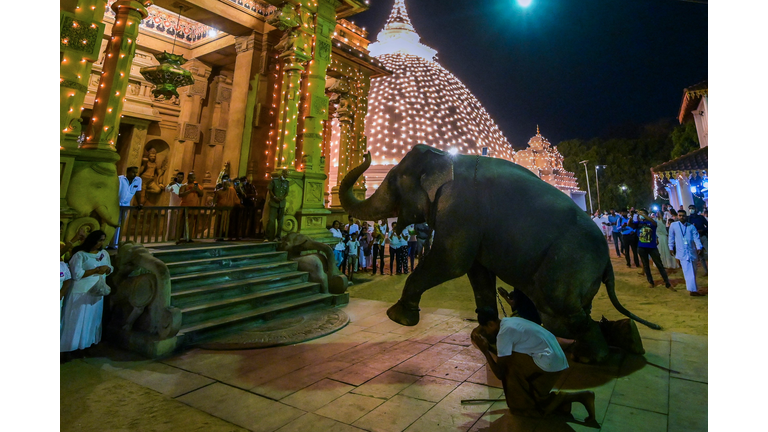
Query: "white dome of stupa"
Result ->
[[364, 0, 515, 167]]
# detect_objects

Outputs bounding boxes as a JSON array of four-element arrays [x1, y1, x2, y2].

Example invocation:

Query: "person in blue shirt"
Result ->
[[607, 209, 624, 258], [669, 210, 706, 296], [635, 209, 673, 289], [619, 209, 640, 268]]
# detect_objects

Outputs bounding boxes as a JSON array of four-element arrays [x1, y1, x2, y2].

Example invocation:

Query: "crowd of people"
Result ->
[[591, 203, 708, 296], [329, 216, 433, 282]]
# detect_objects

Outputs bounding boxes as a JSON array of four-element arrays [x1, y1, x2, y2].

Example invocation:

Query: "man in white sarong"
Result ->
[[668, 210, 705, 297]]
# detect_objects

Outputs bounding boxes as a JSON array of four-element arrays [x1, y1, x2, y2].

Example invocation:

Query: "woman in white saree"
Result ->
[[61, 230, 113, 352]]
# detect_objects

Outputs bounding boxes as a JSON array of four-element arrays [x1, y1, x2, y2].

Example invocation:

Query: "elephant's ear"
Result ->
[[419, 149, 454, 203]]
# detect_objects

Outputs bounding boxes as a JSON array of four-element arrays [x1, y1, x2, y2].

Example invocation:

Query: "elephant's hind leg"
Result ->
[[388, 236, 476, 326]]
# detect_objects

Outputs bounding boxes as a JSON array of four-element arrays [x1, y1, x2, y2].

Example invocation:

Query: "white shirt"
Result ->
[[166, 182, 182, 206], [496, 317, 569, 373], [118, 175, 142, 206], [346, 223, 360, 236], [347, 240, 360, 255], [330, 228, 345, 251]]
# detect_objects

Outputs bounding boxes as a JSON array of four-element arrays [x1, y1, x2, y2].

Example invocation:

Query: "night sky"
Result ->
[[349, 0, 708, 149]]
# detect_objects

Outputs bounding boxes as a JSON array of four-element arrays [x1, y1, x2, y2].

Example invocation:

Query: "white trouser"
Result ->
[[681, 258, 698, 292]]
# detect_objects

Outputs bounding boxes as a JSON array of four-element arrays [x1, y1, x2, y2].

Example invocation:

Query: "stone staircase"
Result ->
[[149, 241, 346, 347]]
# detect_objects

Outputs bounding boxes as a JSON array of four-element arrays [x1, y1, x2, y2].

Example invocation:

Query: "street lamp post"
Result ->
[[595, 165, 605, 212], [579, 160, 593, 214]]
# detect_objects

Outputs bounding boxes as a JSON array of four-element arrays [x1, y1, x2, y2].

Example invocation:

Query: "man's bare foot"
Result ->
[[577, 391, 597, 424]]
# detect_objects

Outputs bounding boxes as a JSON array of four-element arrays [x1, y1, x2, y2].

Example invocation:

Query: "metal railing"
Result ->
[[113, 206, 264, 246]]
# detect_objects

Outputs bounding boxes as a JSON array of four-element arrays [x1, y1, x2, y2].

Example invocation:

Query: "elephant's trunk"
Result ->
[[339, 152, 397, 221]]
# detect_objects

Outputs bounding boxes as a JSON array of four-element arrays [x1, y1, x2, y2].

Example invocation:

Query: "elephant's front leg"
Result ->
[[388, 234, 476, 326]]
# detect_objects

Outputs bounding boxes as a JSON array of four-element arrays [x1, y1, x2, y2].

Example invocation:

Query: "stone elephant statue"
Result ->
[[339, 145, 658, 363], [108, 242, 181, 339], [66, 161, 121, 242], [278, 232, 348, 294]]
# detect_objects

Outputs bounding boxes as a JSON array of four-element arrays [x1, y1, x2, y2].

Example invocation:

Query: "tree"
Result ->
[[670, 121, 700, 159], [556, 121, 676, 211]]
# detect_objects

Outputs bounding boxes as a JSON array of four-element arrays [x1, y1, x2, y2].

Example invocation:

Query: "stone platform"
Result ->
[[62, 298, 707, 432]]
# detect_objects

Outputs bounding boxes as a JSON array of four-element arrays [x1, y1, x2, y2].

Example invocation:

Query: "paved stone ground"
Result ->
[[65, 298, 707, 432]]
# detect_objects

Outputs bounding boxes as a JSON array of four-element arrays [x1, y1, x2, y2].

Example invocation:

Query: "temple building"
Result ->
[[328, 0, 516, 198], [652, 80, 708, 208], [513, 127, 585, 207], [60, 0, 388, 244]]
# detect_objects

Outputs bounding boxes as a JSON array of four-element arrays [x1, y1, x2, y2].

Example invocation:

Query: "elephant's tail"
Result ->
[[603, 261, 662, 330]]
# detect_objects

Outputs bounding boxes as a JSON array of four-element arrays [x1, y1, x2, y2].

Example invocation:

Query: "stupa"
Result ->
[[335, 0, 516, 195], [513, 126, 581, 194]]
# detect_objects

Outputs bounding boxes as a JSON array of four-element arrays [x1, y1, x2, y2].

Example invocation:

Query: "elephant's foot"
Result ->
[[570, 321, 610, 364], [599, 318, 645, 355], [387, 300, 421, 326]]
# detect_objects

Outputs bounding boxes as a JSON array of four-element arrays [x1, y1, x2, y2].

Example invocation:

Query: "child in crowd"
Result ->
[[347, 233, 360, 282]]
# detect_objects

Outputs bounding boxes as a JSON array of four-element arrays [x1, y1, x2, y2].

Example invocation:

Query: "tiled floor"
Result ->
[[70, 298, 707, 432]]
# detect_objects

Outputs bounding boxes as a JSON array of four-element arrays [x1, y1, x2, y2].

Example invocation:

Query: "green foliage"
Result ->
[[670, 121, 700, 159], [556, 123, 677, 212]]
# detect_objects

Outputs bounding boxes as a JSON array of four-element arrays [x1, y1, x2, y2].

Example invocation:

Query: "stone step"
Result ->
[[170, 271, 309, 309], [148, 241, 277, 264], [169, 261, 298, 291], [166, 251, 288, 276], [178, 293, 336, 345], [179, 282, 324, 328]]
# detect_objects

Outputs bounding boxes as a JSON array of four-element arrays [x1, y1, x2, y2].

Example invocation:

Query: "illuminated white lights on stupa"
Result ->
[[364, 0, 515, 169]]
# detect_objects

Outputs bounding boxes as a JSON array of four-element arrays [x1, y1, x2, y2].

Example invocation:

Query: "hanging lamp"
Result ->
[[140, 5, 194, 99]]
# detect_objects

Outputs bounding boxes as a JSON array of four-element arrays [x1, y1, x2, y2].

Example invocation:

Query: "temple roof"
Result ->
[[368, 0, 437, 61], [385, 0, 416, 32], [651, 146, 708, 178], [678, 79, 708, 123]]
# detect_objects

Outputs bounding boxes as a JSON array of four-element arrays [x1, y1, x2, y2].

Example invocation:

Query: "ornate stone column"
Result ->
[[350, 72, 371, 199], [268, 3, 313, 170], [198, 75, 232, 202], [60, 0, 108, 150], [60, 0, 149, 244], [221, 33, 258, 177], [169, 59, 211, 179], [83, 0, 149, 149], [330, 84, 356, 209]]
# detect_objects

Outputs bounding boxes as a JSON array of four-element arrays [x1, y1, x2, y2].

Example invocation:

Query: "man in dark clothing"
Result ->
[[619, 210, 640, 268], [687, 204, 708, 274], [635, 209, 674, 290], [414, 222, 432, 262]]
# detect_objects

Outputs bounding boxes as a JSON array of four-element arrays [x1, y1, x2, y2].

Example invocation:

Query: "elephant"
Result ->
[[66, 161, 121, 241], [278, 232, 348, 294], [339, 144, 659, 363], [107, 242, 181, 339]]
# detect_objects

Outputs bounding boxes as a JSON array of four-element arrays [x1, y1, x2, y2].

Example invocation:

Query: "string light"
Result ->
[[331, 0, 515, 193]]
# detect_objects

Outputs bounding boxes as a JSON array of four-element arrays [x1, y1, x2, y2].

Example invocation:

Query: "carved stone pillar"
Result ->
[[221, 33, 258, 178], [322, 101, 337, 207], [198, 75, 232, 199], [83, 0, 149, 149], [169, 59, 211, 180], [329, 81, 355, 209], [120, 118, 150, 172], [268, 4, 313, 170], [60, 0, 107, 150], [351, 72, 371, 199]]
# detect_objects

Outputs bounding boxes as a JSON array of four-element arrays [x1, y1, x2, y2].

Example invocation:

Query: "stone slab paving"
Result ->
[[67, 298, 707, 432]]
